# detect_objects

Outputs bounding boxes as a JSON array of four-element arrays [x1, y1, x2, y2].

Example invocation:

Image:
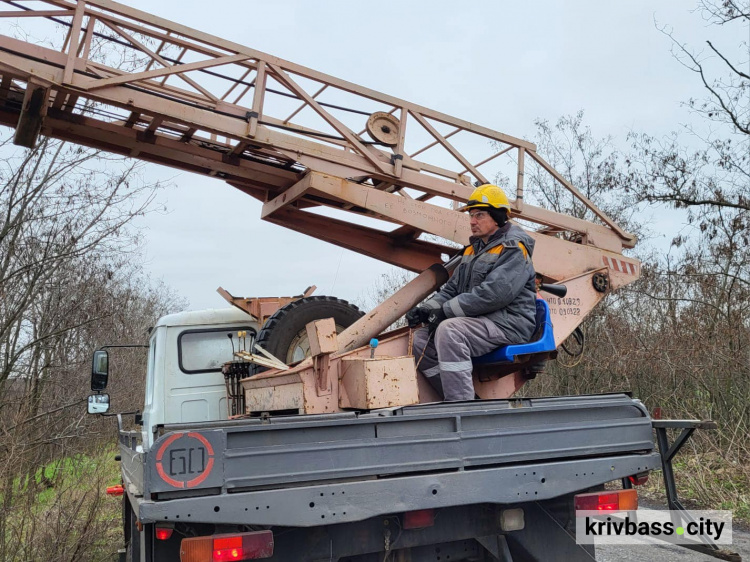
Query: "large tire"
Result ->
[[251, 296, 364, 375]]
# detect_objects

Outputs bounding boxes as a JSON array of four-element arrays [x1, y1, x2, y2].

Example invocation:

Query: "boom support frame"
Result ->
[[0, 0, 642, 400]]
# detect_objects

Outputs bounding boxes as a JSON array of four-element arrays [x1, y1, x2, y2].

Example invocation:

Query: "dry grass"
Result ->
[[1, 447, 122, 562]]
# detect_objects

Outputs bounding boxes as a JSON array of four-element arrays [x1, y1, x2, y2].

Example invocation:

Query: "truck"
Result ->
[[0, 1, 739, 560]]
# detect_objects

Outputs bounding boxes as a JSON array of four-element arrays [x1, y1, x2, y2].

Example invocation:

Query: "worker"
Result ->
[[406, 184, 537, 401]]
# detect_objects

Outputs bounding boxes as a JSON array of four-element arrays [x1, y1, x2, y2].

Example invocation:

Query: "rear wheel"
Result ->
[[124, 497, 138, 562], [251, 296, 363, 375]]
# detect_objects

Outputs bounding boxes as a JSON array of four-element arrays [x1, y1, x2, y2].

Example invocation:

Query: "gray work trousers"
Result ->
[[412, 316, 512, 401]]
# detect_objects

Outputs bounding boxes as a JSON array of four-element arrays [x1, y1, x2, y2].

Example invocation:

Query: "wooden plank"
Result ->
[[252, 345, 288, 369]]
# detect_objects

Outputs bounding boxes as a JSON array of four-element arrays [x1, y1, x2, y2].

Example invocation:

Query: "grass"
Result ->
[[33, 452, 120, 504], [640, 453, 750, 526], [2, 448, 124, 562]]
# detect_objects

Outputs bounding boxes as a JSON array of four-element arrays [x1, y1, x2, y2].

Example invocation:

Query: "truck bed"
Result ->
[[125, 393, 660, 527]]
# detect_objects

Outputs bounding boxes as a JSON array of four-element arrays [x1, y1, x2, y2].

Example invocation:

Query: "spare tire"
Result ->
[[251, 296, 364, 375]]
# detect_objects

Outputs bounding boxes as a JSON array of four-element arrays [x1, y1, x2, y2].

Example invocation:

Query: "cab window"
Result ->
[[178, 327, 255, 374]]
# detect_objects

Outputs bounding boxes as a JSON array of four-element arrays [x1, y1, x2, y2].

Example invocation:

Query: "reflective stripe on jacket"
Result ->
[[423, 222, 537, 344]]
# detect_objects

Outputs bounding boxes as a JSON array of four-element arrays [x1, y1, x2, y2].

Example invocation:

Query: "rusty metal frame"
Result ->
[[0, 0, 647, 406], [0, 0, 635, 256]]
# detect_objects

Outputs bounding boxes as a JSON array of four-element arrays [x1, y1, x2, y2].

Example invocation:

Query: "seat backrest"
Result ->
[[529, 299, 548, 343]]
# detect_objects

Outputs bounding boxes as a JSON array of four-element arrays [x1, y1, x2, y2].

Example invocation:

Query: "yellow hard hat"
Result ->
[[458, 184, 511, 214]]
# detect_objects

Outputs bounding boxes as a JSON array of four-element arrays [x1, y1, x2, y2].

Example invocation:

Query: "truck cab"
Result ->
[[140, 308, 259, 448]]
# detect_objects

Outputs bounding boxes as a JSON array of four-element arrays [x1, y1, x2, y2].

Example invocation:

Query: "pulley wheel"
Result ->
[[592, 272, 609, 293], [366, 112, 400, 146]]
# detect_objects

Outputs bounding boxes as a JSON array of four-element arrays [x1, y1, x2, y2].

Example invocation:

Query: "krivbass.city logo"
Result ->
[[575, 510, 733, 545]]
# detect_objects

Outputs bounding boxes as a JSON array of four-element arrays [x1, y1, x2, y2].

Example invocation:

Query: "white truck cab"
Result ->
[[140, 308, 259, 448]]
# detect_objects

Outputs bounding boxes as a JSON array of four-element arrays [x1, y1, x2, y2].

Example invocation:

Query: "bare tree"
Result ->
[[523, 111, 643, 239], [0, 131, 185, 561], [628, 0, 749, 219]]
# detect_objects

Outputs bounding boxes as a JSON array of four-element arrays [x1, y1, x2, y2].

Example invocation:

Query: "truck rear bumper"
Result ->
[[138, 450, 661, 526]]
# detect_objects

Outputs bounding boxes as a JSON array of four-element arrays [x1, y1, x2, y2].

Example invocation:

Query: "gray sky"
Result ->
[[122, 0, 742, 311]]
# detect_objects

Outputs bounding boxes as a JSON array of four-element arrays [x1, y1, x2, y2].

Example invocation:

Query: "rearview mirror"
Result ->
[[87, 393, 110, 414], [91, 349, 109, 391]]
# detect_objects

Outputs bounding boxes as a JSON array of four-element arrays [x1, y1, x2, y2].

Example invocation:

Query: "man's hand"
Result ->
[[427, 308, 446, 332], [406, 306, 431, 328]]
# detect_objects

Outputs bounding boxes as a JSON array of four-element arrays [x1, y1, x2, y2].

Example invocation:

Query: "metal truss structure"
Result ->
[[0, 0, 640, 352]]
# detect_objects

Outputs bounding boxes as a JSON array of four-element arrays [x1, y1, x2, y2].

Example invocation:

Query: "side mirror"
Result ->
[[91, 349, 109, 391], [87, 393, 110, 414]]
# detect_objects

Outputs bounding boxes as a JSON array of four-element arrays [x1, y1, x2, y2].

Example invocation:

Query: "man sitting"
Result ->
[[407, 184, 537, 401]]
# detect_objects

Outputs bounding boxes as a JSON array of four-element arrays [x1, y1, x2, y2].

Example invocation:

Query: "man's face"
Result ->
[[469, 209, 499, 240]]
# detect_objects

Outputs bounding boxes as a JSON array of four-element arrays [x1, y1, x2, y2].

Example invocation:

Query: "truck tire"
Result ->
[[251, 296, 364, 375], [124, 504, 139, 562]]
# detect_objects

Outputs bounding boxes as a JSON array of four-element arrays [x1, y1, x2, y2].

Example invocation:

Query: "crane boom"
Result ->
[[0, 0, 640, 351]]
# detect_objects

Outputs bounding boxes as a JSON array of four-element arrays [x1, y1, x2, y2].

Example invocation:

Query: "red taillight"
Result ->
[[214, 536, 243, 561], [629, 472, 649, 486], [155, 525, 174, 541], [180, 531, 274, 562], [106, 485, 124, 496], [574, 489, 638, 512], [403, 509, 435, 529]]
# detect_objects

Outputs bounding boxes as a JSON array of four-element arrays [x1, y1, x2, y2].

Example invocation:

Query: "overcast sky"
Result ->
[[120, 0, 743, 311]]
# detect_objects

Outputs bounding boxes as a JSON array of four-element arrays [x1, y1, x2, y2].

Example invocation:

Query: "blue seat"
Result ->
[[473, 299, 555, 365]]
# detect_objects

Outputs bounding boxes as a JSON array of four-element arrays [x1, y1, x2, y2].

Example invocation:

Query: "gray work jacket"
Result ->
[[424, 222, 537, 344]]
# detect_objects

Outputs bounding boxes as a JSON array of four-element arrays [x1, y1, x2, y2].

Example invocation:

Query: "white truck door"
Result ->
[[165, 324, 257, 423]]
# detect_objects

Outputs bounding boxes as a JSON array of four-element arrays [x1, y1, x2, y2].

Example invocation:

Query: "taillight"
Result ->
[[213, 536, 243, 561], [106, 485, 124, 496], [180, 530, 274, 562], [574, 489, 638, 512], [155, 524, 174, 541], [403, 509, 435, 529], [629, 472, 649, 486]]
